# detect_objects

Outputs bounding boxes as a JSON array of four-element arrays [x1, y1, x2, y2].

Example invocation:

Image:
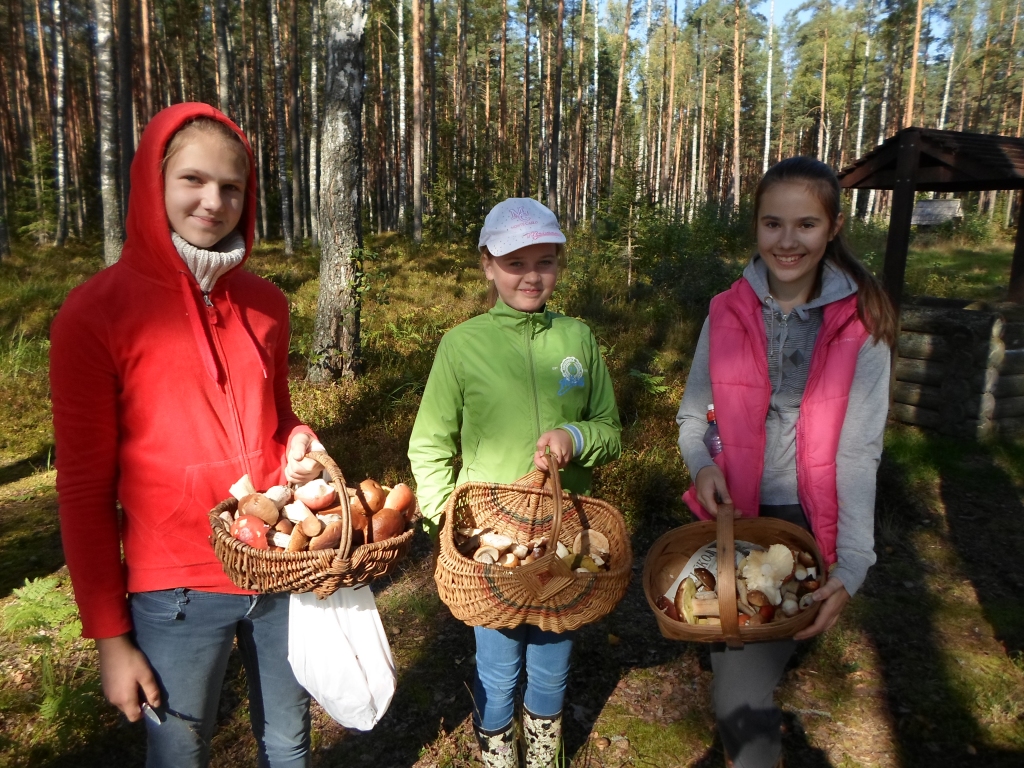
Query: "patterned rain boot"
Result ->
[[475, 720, 519, 768], [521, 709, 562, 768]]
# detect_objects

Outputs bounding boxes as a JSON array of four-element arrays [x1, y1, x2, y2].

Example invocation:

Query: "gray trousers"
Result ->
[[710, 638, 794, 768], [710, 503, 808, 767]]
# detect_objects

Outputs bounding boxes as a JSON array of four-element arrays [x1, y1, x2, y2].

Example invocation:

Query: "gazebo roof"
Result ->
[[838, 128, 1024, 192]]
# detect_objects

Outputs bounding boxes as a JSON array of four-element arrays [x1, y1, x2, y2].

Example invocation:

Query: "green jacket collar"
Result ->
[[488, 298, 554, 329]]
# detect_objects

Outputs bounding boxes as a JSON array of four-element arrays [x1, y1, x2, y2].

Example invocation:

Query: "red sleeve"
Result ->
[[49, 298, 132, 639]]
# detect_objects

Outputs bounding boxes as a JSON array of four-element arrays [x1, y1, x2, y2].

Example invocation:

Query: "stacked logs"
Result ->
[[891, 304, 1024, 439]]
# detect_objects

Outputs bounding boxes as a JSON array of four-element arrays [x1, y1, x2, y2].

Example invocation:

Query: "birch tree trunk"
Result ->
[[608, 0, 633, 195], [851, 5, 871, 217], [938, 35, 954, 130], [546, 0, 564, 215], [309, 0, 366, 382], [310, 0, 321, 245], [498, 0, 507, 155], [94, 0, 123, 264], [52, 0, 68, 246], [412, 0, 423, 241], [268, 0, 294, 253], [590, 0, 598, 220]]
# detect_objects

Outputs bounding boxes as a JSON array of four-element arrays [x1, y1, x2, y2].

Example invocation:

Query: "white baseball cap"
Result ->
[[478, 198, 566, 257]]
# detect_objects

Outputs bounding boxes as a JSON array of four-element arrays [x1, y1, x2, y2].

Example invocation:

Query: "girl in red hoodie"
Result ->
[[50, 104, 320, 767]]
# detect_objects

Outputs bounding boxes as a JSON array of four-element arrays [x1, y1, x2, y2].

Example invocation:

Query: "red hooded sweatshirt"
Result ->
[[50, 103, 314, 639]]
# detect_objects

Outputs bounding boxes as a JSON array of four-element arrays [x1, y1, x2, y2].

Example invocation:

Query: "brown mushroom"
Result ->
[[239, 493, 280, 526]]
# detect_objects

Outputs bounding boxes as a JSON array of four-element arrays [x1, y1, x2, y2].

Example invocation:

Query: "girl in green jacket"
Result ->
[[409, 198, 621, 768]]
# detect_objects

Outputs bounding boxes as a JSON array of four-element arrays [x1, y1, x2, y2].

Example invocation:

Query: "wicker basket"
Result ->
[[643, 504, 825, 647], [209, 450, 418, 598], [434, 455, 633, 632]]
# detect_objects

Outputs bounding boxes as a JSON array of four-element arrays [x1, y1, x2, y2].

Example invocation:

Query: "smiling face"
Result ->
[[163, 131, 247, 249], [482, 243, 559, 313], [756, 180, 843, 311]]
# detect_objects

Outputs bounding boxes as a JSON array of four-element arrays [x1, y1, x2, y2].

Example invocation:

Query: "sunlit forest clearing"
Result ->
[[3, 0, 1024, 766]]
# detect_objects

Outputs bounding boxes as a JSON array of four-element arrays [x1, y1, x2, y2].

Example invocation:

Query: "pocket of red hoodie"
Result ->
[[130, 452, 266, 569]]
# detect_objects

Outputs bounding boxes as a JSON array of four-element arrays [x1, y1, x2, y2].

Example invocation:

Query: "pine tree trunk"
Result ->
[[763, 0, 773, 175], [608, 0, 633, 195], [498, 0, 507, 156], [397, 0, 407, 227], [904, 0, 924, 127], [660, 15, 677, 201], [139, 0, 153, 122], [412, 0, 423, 241], [589, 0, 598, 221], [52, 0, 68, 246], [268, 0, 294, 252], [94, 0, 123, 264], [521, 0, 531, 196], [0, 142, 10, 258], [817, 26, 827, 161], [34, 0, 53, 136], [546, 0, 564, 215], [731, 0, 740, 210], [290, 0, 304, 239], [117, 0, 133, 216], [309, 0, 365, 382], [310, 0, 321, 245]]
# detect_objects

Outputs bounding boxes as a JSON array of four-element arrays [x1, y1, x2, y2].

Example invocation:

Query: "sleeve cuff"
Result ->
[[560, 424, 584, 457]]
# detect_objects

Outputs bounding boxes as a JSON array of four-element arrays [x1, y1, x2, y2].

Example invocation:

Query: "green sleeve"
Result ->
[[408, 335, 463, 535], [563, 331, 621, 469]]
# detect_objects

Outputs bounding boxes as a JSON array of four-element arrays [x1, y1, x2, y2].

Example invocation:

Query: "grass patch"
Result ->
[[1, 233, 1023, 766]]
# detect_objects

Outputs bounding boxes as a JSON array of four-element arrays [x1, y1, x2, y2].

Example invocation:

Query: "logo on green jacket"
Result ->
[[556, 356, 586, 396]]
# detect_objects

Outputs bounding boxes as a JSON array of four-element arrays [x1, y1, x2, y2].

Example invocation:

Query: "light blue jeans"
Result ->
[[130, 589, 311, 768], [473, 625, 574, 731]]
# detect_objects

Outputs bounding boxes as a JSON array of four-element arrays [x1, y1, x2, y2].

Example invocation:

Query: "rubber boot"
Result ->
[[521, 709, 561, 768], [475, 720, 519, 768]]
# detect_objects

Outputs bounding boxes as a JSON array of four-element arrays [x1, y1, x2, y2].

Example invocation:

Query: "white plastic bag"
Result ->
[[287, 586, 396, 730]]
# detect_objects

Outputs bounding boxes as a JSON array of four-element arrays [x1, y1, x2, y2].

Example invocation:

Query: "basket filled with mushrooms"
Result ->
[[434, 455, 633, 633], [642, 504, 826, 647], [208, 450, 420, 597]]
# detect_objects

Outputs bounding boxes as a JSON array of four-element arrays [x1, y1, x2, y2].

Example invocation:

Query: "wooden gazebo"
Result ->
[[838, 128, 1024, 438], [838, 127, 1024, 307]]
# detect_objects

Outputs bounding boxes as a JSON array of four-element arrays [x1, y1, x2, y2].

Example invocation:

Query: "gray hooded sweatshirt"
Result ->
[[676, 255, 890, 596]]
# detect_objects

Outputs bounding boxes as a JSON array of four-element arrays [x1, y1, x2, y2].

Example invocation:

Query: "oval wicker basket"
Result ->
[[435, 455, 633, 633], [209, 450, 418, 598], [643, 504, 825, 647]]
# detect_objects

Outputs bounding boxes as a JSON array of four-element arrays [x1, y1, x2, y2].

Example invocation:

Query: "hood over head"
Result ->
[[122, 103, 257, 285]]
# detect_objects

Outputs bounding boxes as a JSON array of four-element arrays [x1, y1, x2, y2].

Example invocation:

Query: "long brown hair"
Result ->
[[754, 156, 897, 347]]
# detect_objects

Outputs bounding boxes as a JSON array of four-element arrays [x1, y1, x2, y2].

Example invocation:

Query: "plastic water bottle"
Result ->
[[702, 404, 723, 458]]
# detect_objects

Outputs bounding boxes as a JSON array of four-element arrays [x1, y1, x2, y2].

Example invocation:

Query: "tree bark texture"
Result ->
[[608, 0, 633, 195], [52, 0, 68, 246], [268, 0, 294, 253], [412, 0, 423, 241], [309, 0, 365, 382], [94, 0, 123, 264]]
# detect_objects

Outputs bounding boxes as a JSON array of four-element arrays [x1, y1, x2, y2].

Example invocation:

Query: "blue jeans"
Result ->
[[473, 625, 574, 731], [130, 589, 311, 768]]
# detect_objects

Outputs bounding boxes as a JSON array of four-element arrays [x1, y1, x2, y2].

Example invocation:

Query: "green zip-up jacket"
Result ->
[[409, 299, 622, 533]]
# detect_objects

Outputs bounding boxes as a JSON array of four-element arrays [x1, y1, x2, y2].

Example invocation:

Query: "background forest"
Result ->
[[0, 0, 1022, 265]]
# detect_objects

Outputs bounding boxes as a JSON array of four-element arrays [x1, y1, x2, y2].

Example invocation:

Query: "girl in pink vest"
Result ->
[[676, 157, 897, 768]]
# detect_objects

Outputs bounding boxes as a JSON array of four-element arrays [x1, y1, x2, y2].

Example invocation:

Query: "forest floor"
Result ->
[[1, 233, 1023, 767]]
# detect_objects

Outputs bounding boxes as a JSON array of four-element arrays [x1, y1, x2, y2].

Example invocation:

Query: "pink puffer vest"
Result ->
[[682, 278, 869, 565]]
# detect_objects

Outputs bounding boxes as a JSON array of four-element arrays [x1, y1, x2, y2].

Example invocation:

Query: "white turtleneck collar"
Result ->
[[171, 230, 246, 293]]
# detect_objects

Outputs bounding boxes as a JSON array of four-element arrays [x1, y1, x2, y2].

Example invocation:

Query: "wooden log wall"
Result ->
[[891, 305, 1024, 438]]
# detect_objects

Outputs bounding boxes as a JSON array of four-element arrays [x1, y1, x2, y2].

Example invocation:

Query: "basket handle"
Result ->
[[304, 449, 353, 559], [715, 503, 742, 648], [544, 453, 564, 547]]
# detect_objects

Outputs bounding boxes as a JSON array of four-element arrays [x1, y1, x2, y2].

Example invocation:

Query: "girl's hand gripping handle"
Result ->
[[534, 429, 574, 471], [694, 465, 735, 517]]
